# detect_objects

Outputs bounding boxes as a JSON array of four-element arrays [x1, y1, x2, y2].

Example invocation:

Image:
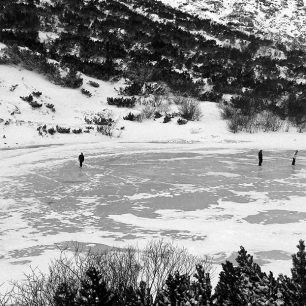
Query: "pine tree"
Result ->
[[192, 264, 212, 304], [235, 247, 274, 305], [291, 240, 306, 304], [77, 266, 115, 306], [213, 261, 244, 305]]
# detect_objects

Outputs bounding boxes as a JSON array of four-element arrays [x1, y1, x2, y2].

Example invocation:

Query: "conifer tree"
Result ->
[[213, 261, 244, 305], [291, 240, 306, 304]]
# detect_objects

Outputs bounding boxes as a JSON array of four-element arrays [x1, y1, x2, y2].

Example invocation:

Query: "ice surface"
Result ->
[[1, 144, 306, 289]]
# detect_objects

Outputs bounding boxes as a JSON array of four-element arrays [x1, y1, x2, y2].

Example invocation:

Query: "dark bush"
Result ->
[[81, 88, 92, 97], [29, 100, 42, 108], [72, 128, 82, 134], [88, 80, 100, 88], [47, 127, 56, 135], [96, 124, 115, 137], [20, 95, 33, 103], [107, 97, 136, 108], [199, 91, 222, 102], [85, 113, 114, 126], [46, 103, 55, 112], [120, 81, 143, 96], [178, 99, 202, 121], [32, 91, 42, 97], [123, 112, 142, 121], [177, 118, 188, 125], [163, 114, 172, 123], [56, 125, 70, 134], [154, 111, 162, 119]]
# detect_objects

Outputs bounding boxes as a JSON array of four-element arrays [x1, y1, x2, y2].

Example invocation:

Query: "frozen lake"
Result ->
[[1, 143, 306, 285]]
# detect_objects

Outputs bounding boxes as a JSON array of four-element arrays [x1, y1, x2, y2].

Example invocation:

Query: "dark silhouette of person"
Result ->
[[292, 150, 298, 166], [79, 152, 84, 167], [258, 150, 263, 166]]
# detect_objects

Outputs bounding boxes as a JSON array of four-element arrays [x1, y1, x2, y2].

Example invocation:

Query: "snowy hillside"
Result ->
[[161, 0, 306, 47], [0, 64, 227, 147]]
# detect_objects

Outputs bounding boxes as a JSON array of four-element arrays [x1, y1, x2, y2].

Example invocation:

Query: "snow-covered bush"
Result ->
[[96, 124, 116, 137], [140, 105, 156, 119], [256, 111, 284, 132], [226, 110, 284, 133], [85, 112, 116, 137], [84, 112, 114, 126], [178, 99, 202, 121]]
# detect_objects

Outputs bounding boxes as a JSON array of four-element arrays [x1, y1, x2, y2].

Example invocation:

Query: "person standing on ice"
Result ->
[[258, 150, 263, 166], [78, 152, 84, 168], [292, 150, 298, 166]]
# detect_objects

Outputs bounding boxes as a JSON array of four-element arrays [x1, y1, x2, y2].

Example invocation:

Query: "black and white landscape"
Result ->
[[1, 0, 306, 304]]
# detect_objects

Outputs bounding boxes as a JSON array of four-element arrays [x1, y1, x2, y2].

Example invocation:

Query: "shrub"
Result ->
[[219, 104, 236, 120], [107, 97, 136, 108], [72, 128, 82, 134], [140, 105, 156, 119], [139, 95, 170, 119], [56, 125, 70, 134], [178, 99, 202, 121], [20, 95, 33, 103], [29, 100, 42, 108], [227, 112, 250, 133], [163, 114, 172, 123], [88, 80, 100, 88], [154, 111, 162, 119], [142, 82, 166, 96], [123, 112, 143, 122], [85, 112, 114, 126], [177, 118, 188, 125], [257, 111, 284, 132], [10, 84, 18, 92], [199, 91, 222, 102], [81, 88, 92, 97], [96, 124, 115, 137], [85, 112, 116, 137], [46, 103, 55, 112], [32, 91, 42, 97], [120, 81, 143, 96], [61, 68, 83, 88], [47, 127, 56, 135]]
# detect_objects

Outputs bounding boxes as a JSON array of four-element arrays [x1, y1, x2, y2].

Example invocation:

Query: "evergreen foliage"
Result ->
[[2, 240, 306, 305]]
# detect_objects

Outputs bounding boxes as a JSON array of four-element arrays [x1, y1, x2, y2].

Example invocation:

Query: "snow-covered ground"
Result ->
[[1, 64, 306, 291]]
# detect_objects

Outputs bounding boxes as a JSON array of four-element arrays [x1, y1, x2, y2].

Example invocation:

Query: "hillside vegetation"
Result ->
[[1, 0, 306, 134]]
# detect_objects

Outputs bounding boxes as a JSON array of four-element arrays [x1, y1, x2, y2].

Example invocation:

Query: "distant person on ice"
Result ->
[[78, 152, 84, 168], [258, 150, 263, 166], [292, 150, 298, 166]]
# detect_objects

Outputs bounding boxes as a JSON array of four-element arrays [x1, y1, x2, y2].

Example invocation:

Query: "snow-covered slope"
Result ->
[[160, 0, 306, 47], [1, 64, 306, 151], [0, 64, 228, 147]]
